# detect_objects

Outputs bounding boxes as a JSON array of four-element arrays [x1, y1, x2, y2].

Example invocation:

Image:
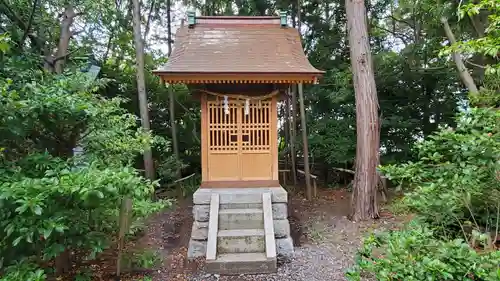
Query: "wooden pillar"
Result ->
[[289, 87, 298, 185], [298, 83, 312, 200], [201, 93, 208, 182]]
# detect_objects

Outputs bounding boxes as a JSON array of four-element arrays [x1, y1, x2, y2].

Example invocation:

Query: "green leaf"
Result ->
[[15, 204, 28, 214], [12, 236, 22, 246], [43, 228, 53, 239], [33, 205, 42, 215]]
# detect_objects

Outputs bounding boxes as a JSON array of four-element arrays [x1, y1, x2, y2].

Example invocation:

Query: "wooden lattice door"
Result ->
[[206, 97, 275, 182]]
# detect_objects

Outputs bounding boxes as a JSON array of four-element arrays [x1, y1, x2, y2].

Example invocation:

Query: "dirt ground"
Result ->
[[76, 187, 404, 281]]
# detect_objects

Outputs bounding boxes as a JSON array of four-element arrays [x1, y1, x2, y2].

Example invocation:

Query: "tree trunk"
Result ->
[[441, 17, 479, 94], [298, 83, 312, 200], [345, 0, 380, 221], [55, 249, 70, 274], [297, 0, 301, 32], [54, 5, 76, 74], [166, 0, 180, 178], [290, 87, 298, 185], [132, 0, 155, 180], [284, 93, 290, 174]]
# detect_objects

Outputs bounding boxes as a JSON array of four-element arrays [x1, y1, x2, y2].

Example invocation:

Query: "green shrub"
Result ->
[[0, 260, 46, 281], [380, 107, 500, 239], [346, 222, 500, 281], [0, 163, 170, 268], [0, 65, 173, 279]]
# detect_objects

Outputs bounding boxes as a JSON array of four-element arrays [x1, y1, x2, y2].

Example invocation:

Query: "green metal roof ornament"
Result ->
[[280, 11, 287, 27], [187, 10, 196, 27]]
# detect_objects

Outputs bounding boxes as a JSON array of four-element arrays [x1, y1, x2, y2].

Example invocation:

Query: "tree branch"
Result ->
[[373, 24, 410, 45], [465, 59, 487, 69], [441, 16, 479, 94], [53, 47, 82, 62], [20, 0, 39, 47], [0, 0, 42, 49], [144, 0, 156, 40]]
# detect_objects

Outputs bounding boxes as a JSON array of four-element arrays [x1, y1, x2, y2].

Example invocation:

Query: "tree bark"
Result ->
[[290, 87, 298, 185], [441, 17, 479, 94], [54, 5, 76, 74], [167, 0, 180, 178], [298, 83, 312, 200], [297, 0, 301, 32], [345, 0, 380, 221], [284, 92, 290, 174], [132, 0, 155, 180]]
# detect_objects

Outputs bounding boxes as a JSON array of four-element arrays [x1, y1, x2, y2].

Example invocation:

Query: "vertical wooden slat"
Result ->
[[237, 99, 242, 180], [222, 105, 227, 149]]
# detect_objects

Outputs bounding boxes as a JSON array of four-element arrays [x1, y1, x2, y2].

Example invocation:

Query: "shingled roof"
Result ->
[[154, 16, 324, 84]]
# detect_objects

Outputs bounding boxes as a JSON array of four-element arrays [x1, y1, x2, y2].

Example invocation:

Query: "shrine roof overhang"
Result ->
[[153, 15, 324, 84]]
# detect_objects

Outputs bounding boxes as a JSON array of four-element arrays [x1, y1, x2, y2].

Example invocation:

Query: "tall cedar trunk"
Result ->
[[132, 0, 155, 179], [298, 83, 312, 200], [290, 88, 298, 185], [166, 0, 180, 177], [284, 93, 290, 174], [345, 0, 380, 221], [441, 17, 479, 94], [297, 0, 301, 31]]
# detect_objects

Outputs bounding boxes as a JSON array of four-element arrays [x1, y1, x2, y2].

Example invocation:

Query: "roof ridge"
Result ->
[[197, 16, 280, 19], [196, 16, 282, 26]]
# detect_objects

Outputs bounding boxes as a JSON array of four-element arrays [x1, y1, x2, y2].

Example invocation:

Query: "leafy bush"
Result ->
[[0, 260, 47, 281], [346, 223, 500, 281], [0, 163, 169, 269], [380, 107, 500, 239], [0, 47, 173, 279], [121, 249, 161, 271]]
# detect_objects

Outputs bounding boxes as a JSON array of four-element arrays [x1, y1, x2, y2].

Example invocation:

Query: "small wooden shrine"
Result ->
[[154, 12, 323, 275], [154, 13, 323, 188]]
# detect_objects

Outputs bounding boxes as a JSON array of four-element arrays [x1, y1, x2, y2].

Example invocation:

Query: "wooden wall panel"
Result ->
[[203, 95, 277, 185]]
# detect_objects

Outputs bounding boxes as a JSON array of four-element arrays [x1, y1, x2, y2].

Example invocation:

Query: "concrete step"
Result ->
[[206, 253, 277, 275], [219, 203, 262, 210], [217, 229, 265, 253], [218, 208, 263, 230]]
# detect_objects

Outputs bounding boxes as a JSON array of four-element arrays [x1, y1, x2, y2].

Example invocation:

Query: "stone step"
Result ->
[[218, 208, 263, 230], [219, 203, 262, 210], [217, 229, 265, 253], [206, 253, 277, 275]]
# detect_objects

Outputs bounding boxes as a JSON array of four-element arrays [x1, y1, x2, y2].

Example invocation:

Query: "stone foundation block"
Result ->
[[191, 221, 209, 241], [187, 239, 207, 259], [276, 236, 294, 259], [273, 219, 290, 238], [272, 203, 287, 220], [193, 205, 210, 222], [193, 187, 288, 205]]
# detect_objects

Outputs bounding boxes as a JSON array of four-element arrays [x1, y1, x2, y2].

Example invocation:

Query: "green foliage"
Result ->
[[445, 0, 500, 72], [0, 35, 172, 278], [131, 250, 161, 269], [0, 162, 167, 267], [73, 268, 92, 281], [380, 108, 499, 238], [0, 260, 47, 281], [0, 70, 153, 164], [346, 222, 500, 281]]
